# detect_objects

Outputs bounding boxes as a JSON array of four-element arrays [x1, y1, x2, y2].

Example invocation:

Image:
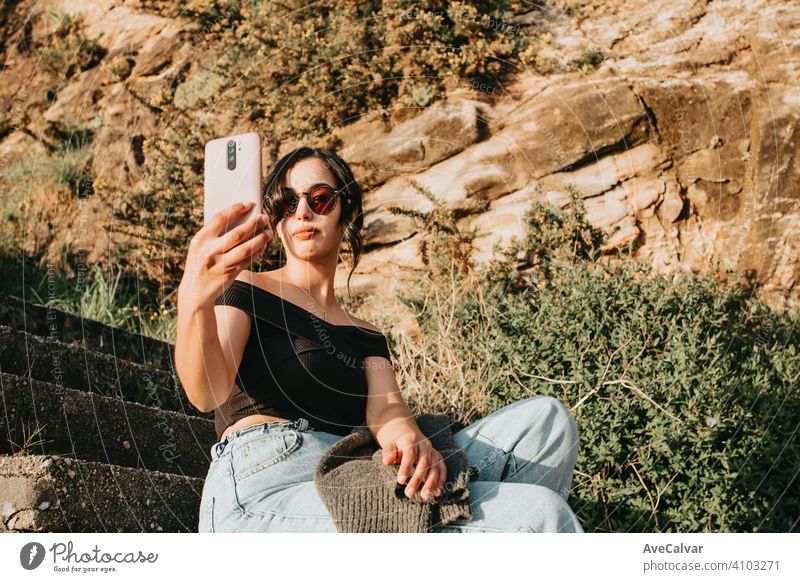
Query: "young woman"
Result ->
[[175, 147, 584, 533]]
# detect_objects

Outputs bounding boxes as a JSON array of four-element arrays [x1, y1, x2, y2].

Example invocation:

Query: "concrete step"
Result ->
[[0, 454, 203, 532], [0, 372, 215, 479], [0, 293, 173, 370], [0, 325, 205, 418]]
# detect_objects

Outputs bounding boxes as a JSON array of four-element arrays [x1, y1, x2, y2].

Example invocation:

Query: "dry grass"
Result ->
[[388, 270, 499, 425]]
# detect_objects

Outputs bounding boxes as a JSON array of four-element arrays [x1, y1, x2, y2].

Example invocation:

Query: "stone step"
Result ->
[[0, 293, 174, 370], [0, 372, 216, 479], [0, 325, 205, 418], [0, 454, 203, 532]]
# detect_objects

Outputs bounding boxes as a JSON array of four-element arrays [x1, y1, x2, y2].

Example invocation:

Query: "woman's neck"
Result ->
[[276, 263, 338, 310]]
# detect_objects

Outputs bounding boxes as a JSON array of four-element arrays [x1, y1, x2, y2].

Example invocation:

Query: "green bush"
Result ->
[[567, 45, 605, 72], [397, 191, 800, 532]]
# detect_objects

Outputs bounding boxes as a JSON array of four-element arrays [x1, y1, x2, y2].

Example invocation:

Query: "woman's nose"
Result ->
[[293, 195, 314, 218]]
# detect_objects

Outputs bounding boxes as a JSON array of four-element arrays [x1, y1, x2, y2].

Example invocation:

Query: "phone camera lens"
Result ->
[[227, 140, 237, 170]]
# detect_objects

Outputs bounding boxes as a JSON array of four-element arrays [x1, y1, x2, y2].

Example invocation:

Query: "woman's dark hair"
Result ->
[[262, 146, 365, 303]]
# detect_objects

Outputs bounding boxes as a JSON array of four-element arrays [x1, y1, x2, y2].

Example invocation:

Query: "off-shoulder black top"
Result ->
[[211, 279, 393, 440]]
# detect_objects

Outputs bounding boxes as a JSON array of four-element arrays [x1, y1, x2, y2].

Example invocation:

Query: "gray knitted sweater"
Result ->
[[314, 413, 480, 533]]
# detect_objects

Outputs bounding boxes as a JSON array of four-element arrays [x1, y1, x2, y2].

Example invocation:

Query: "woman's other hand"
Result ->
[[381, 429, 448, 501], [178, 202, 272, 308]]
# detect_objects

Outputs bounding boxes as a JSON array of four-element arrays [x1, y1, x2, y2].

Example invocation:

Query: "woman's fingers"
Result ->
[[396, 436, 418, 485], [222, 248, 263, 274], [208, 202, 254, 238], [419, 463, 441, 500], [222, 229, 271, 265], [382, 441, 398, 466], [216, 212, 269, 254], [428, 450, 447, 497], [439, 457, 448, 492], [391, 437, 450, 500], [404, 446, 431, 498]]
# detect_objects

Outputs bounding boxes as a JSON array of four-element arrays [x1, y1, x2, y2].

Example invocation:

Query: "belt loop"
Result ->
[[212, 441, 224, 460], [296, 418, 308, 431]]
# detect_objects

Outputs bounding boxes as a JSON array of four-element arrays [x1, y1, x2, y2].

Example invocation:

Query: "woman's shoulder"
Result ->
[[345, 315, 381, 334], [238, 269, 286, 298], [237, 269, 266, 287]]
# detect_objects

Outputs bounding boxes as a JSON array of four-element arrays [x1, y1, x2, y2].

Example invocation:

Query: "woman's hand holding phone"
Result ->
[[179, 201, 272, 309]]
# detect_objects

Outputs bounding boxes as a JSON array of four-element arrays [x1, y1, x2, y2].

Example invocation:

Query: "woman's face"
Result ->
[[275, 157, 344, 262]]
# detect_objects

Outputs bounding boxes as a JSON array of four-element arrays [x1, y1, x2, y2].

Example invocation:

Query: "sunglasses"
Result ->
[[279, 183, 344, 217]]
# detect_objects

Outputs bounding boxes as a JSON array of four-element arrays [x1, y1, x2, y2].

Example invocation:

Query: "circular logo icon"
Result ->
[[20, 542, 46, 570]]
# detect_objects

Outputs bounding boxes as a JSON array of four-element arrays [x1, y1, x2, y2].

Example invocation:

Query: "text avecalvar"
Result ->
[[643, 544, 703, 554]]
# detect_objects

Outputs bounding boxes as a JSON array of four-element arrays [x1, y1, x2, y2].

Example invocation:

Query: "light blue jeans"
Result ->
[[198, 395, 584, 533]]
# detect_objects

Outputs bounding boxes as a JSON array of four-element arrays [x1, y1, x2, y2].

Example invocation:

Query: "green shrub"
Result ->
[[567, 45, 605, 72], [37, 11, 106, 80], [397, 191, 800, 532]]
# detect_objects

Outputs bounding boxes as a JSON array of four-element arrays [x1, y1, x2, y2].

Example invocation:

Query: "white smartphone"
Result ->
[[204, 131, 263, 235]]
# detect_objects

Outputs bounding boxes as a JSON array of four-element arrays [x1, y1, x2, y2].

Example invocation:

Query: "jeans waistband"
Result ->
[[213, 417, 311, 460]]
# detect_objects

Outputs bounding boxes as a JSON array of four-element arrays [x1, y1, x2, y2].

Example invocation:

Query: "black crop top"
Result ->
[[211, 279, 393, 440]]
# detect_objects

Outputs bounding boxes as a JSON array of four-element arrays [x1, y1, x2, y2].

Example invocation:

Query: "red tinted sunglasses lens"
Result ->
[[309, 186, 337, 214]]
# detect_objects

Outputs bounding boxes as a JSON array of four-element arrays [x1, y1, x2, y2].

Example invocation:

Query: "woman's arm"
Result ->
[[364, 356, 417, 444], [364, 356, 447, 499], [174, 294, 250, 412], [174, 202, 270, 412]]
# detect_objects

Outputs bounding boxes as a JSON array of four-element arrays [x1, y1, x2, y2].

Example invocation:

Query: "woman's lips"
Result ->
[[293, 229, 318, 239]]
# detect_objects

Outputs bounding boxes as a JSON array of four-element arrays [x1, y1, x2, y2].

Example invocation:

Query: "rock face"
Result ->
[[1, 0, 798, 313], [327, 0, 800, 312]]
